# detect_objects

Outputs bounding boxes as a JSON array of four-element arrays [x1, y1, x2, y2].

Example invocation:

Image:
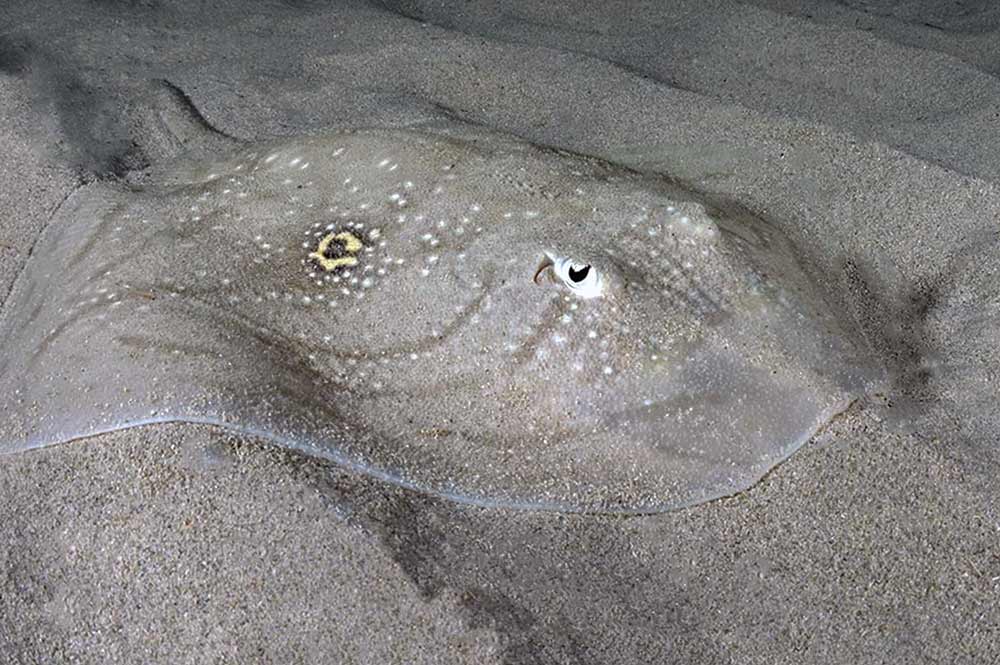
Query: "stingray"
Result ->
[[0, 119, 880, 512]]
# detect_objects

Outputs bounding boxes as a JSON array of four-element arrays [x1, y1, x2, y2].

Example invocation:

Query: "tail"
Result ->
[[1, 33, 241, 179], [130, 79, 241, 168], [115, 78, 241, 184]]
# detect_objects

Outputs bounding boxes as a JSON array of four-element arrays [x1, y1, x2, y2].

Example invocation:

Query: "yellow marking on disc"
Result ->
[[309, 231, 364, 271]]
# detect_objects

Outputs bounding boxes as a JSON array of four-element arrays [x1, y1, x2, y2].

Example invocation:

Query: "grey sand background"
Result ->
[[1, 1, 998, 662]]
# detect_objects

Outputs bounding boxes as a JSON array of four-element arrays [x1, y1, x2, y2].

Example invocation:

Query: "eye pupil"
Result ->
[[568, 265, 590, 283]]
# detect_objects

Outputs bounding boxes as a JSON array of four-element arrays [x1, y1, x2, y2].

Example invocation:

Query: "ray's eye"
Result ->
[[568, 264, 590, 283], [547, 254, 604, 299]]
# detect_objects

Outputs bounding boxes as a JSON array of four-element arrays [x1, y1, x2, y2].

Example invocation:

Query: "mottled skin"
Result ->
[[0, 127, 878, 512]]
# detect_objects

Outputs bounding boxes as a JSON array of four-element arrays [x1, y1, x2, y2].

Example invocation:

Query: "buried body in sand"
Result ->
[[0, 90, 881, 513]]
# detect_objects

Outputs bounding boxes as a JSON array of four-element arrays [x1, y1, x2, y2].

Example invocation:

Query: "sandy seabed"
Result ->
[[1, 1, 998, 663]]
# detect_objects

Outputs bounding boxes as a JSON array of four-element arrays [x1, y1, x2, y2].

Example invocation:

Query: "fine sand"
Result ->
[[1, 1, 998, 663]]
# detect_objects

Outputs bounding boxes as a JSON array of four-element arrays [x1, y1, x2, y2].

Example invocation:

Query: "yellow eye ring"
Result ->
[[309, 231, 364, 271]]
